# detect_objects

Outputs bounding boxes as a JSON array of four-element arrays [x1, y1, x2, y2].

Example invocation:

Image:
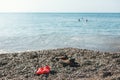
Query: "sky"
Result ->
[[0, 0, 120, 12]]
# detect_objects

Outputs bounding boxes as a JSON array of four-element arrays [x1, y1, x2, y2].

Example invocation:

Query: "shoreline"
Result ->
[[0, 48, 120, 80], [0, 48, 97, 54], [0, 47, 119, 54]]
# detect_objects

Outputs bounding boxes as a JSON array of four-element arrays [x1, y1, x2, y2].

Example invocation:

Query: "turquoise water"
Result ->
[[0, 13, 120, 52]]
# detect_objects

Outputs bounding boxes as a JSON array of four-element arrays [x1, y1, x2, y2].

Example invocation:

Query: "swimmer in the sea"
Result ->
[[86, 19, 88, 22], [78, 19, 80, 22]]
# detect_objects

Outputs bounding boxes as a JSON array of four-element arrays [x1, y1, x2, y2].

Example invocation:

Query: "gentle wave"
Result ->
[[0, 13, 120, 52]]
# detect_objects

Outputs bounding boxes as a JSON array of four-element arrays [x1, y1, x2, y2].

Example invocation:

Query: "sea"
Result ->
[[0, 13, 120, 53]]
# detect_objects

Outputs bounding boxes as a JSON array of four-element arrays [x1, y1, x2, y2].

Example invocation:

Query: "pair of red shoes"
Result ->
[[36, 65, 50, 75]]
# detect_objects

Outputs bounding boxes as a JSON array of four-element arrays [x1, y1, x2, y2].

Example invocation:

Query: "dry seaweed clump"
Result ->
[[0, 48, 120, 80]]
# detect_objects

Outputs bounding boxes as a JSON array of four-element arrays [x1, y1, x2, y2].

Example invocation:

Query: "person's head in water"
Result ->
[[78, 19, 80, 22]]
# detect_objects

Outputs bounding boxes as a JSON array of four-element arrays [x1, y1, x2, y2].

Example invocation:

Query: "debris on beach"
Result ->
[[56, 55, 80, 67], [36, 65, 50, 75]]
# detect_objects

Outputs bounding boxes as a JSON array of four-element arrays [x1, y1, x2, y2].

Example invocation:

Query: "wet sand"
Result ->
[[0, 48, 120, 80]]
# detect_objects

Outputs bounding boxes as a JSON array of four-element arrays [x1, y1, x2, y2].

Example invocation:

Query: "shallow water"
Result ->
[[0, 13, 120, 52]]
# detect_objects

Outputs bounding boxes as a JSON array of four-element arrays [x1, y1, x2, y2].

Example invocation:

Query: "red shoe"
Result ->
[[36, 65, 50, 75]]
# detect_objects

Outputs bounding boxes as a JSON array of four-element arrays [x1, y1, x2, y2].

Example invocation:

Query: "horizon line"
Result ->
[[0, 12, 120, 14]]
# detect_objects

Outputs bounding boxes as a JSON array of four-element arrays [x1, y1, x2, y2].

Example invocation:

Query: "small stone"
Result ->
[[29, 53, 38, 59], [0, 59, 8, 67], [83, 60, 92, 65], [102, 71, 112, 78]]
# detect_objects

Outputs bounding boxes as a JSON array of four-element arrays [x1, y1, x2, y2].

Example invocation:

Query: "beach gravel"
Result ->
[[0, 48, 120, 80]]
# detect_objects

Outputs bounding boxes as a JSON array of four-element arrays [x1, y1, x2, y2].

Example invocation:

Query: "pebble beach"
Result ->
[[0, 48, 120, 80]]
